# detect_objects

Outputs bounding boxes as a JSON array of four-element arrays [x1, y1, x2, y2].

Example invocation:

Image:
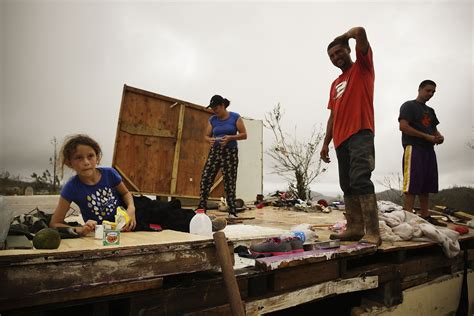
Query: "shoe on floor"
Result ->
[[289, 237, 304, 253], [250, 237, 293, 256], [421, 215, 447, 227]]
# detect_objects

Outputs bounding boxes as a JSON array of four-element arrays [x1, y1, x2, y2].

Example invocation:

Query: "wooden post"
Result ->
[[213, 231, 245, 316], [114, 165, 140, 192], [210, 176, 223, 194], [170, 103, 186, 194]]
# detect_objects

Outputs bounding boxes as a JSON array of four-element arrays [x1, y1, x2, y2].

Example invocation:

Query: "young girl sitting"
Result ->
[[50, 134, 226, 236]]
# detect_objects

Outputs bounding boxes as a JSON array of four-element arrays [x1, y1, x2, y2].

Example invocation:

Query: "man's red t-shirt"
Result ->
[[327, 46, 375, 148]]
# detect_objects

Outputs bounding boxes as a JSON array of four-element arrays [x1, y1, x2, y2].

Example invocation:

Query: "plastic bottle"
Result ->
[[189, 209, 212, 236], [280, 231, 306, 243], [291, 231, 306, 243]]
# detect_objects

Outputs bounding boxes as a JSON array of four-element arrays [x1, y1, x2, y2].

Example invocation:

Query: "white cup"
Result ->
[[95, 225, 104, 239]]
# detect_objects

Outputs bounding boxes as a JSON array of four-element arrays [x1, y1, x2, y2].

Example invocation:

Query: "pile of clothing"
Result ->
[[378, 202, 460, 258], [8, 208, 80, 240]]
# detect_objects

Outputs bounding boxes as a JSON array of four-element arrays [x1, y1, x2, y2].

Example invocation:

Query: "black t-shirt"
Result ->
[[398, 100, 439, 148]]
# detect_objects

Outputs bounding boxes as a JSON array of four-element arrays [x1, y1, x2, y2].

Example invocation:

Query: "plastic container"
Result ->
[[189, 209, 212, 236], [103, 229, 120, 246], [94, 225, 104, 239], [290, 231, 306, 243], [280, 231, 306, 243]]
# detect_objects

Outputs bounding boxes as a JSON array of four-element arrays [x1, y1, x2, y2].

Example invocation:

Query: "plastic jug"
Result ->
[[189, 209, 212, 236]]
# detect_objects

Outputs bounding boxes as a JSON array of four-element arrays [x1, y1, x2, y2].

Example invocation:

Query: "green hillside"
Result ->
[[376, 186, 474, 214]]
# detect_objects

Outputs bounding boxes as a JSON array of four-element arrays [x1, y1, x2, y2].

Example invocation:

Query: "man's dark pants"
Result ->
[[336, 129, 375, 196], [334, 129, 380, 245]]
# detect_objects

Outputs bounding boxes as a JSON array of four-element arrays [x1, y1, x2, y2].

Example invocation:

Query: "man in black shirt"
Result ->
[[398, 80, 445, 226]]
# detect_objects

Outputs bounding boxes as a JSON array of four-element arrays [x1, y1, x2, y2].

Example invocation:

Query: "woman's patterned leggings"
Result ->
[[198, 146, 239, 212]]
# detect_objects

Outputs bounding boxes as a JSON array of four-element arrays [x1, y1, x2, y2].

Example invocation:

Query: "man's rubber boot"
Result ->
[[330, 195, 364, 241], [359, 194, 382, 246]]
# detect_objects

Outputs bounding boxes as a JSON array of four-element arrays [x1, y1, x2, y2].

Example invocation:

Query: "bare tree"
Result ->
[[50, 137, 60, 192], [377, 172, 404, 205], [468, 129, 474, 149], [264, 104, 327, 200], [31, 137, 62, 193], [466, 126, 474, 150]]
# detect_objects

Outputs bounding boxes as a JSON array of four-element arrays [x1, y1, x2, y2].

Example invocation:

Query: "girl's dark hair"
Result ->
[[223, 98, 230, 108], [209, 94, 231, 108], [60, 134, 102, 172]]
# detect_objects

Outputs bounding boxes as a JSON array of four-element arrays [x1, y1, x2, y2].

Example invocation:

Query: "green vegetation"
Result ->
[[377, 186, 474, 214], [0, 171, 61, 195]]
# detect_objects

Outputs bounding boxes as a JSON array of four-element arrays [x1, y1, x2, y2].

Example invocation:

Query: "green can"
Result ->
[[103, 229, 120, 246]]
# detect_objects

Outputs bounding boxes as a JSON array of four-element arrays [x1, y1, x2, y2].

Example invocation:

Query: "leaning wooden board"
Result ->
[[112, 85, 225, 199], [0, 230, 232, 311]]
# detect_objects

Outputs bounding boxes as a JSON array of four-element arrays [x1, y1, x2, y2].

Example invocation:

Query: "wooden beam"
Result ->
[[210, 176, 223, 194], [0, 239, 233, 310], [182, 304, 234, 316], [255, 243, 376, 271], [128, 274, 248, 315], [397, 252, 464, 277], [366, 273, 403, 307], [343, 263, 399, 284], [123, 85, 210, 113], [170, 104, 186, 194], [128, 191, 221, 201], [120, 122, 174, 138], [213, 232, 245, 316], [247, 275, 270, 298], [114, 165, 140, 192], [112, 85, 127, 174], [1, 278, 163, 311], [245, 276, 378, 315], [401, 272, 429, 290], [272, 261, 340, 292]]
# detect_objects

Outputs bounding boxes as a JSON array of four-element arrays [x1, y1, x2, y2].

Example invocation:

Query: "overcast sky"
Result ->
[[1, 0, 472, 196]]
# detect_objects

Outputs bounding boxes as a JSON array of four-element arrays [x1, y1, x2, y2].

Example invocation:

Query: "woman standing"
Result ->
[[198, 95, 247, 217]]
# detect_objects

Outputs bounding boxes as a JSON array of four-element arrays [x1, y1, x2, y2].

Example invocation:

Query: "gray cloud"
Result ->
[[1, 1, 472, 195]]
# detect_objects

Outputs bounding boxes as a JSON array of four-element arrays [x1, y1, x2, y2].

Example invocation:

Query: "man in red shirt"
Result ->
[[320, 26, 381, 246]]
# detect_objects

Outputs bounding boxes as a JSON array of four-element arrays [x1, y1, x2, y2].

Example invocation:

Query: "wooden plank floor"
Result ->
[[3, 195, 474, 254]]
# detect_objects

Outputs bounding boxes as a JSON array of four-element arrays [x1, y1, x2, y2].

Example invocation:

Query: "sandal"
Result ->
[[421, 215, 447, 227]]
